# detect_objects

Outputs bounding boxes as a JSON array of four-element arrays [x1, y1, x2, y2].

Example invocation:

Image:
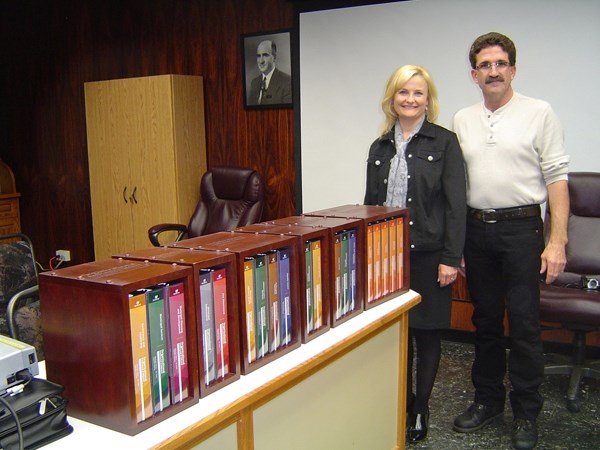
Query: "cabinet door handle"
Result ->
[[131, 186, 138, 204], [123, 186, 128, 203]]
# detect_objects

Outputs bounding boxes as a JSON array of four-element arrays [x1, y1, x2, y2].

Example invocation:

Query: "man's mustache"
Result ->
[[485, 76, 504, 84]]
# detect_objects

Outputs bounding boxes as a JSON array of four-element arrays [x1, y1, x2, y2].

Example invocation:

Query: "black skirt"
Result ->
[[408, 250, 453, 330]]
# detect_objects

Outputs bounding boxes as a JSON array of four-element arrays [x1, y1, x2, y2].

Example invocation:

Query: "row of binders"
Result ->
[[127, 211, 408, 423], [333, 230, 358, 319], [243, 247, 293, 364], [199, 267, 230, 386], [367, 217, 405, 303], [128, 281, 189, 423]]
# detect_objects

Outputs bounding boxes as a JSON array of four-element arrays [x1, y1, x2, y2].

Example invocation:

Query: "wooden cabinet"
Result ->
[[39, 258, 200, 436], [84, 75, 207, 260], [0, 159, 21, 235]]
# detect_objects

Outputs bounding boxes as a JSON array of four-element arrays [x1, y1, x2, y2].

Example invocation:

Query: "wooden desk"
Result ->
[[42, 290, 420, 450]]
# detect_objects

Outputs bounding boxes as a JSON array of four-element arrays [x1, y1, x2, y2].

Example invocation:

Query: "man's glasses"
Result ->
[[475, 61, 511, 71]]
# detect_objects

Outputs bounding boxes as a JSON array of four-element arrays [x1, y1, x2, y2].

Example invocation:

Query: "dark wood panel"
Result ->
[[0, 0, 295, 266]]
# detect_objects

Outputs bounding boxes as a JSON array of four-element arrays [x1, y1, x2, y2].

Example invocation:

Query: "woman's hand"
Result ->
[[438, 263, 458, 287]]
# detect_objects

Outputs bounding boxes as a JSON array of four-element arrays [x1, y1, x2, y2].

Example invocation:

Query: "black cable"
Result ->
[[15, 369, 33, 387], [0, 394, 24, 450]]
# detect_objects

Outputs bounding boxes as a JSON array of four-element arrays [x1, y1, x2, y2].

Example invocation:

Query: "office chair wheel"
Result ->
[[566, 398, 580, 413]]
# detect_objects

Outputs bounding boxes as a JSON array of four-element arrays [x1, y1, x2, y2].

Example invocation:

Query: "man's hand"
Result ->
[[540, 241, 567, 284], [542, 180, 570, 284]]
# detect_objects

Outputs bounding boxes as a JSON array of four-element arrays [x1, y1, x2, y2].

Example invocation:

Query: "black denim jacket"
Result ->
[[364, 120, 466, 267]]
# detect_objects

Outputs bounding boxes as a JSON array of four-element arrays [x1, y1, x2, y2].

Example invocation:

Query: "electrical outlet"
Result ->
[[56, 249, 71, 262]]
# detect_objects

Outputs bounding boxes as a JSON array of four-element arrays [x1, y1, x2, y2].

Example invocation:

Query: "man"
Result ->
[[452, 32, 570, 450], [247, 39, 292, 106]]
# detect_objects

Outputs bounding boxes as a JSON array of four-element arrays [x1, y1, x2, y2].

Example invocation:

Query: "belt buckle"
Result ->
[[481, 208, 497, 223]]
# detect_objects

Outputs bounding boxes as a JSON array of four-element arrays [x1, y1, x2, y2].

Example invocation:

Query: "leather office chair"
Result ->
[[539, 172, 600, 412], [148, 166, 265, 246], [0, 233, 44, 359]]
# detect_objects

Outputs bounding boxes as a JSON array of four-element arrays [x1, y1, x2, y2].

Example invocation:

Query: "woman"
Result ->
[[364, 65, 466, 442]]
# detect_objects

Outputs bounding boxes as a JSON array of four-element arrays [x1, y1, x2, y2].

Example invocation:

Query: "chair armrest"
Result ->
[[148, 223, 188, 247], [7, 284, 39, 338]]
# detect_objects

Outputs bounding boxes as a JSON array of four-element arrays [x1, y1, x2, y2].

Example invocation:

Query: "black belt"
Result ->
[[468, 205, 541, 223]]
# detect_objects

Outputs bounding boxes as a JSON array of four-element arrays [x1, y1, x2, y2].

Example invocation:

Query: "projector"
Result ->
[[0, 335, 39, 392]]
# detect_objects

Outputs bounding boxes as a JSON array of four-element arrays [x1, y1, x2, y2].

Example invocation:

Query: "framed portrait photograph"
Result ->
[[242, 30, 292, 109]]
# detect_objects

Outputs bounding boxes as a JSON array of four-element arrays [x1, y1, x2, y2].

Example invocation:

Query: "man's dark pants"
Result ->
[[464, 214, 545, 420]]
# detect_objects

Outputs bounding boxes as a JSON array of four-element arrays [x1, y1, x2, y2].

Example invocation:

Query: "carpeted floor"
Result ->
[[408, 340, 600, 450]]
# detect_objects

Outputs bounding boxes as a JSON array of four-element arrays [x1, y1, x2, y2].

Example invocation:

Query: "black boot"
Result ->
[[453, 403, 503, 433], [511, 419, 538, 450], [407, 409, 429, 442]]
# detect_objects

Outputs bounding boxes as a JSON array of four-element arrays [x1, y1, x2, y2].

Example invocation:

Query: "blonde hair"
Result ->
[[379, 64, 440, 136]]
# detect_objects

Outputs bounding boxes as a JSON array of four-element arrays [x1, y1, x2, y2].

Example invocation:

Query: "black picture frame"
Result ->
[[242, 30, 293, 109]]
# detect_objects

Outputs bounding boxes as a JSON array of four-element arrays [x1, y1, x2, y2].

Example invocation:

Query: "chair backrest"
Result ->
[[548, 172, 600, 284], [0, 234, 38, 306], [186, 166, 265, 237]]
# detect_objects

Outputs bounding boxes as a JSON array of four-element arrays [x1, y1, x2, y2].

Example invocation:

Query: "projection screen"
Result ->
[[297, 0, 600, 212]]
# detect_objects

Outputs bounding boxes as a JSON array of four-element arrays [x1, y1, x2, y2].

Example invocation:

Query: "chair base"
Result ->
[[544, 353, 600, 412]]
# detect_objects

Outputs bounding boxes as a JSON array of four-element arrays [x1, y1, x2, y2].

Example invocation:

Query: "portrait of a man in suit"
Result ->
[[244, 34, 292, 107]]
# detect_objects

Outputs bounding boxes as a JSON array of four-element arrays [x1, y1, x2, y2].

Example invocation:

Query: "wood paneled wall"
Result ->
[[0, 0, 296, 266]]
